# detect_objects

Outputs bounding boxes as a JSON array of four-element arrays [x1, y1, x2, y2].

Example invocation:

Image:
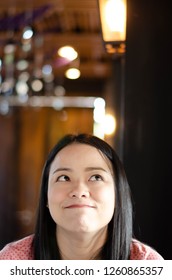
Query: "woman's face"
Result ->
[[47, 143, 115, 235]]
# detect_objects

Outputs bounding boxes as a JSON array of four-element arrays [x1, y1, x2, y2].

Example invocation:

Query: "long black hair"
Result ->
[[32, 133, 133, 259]]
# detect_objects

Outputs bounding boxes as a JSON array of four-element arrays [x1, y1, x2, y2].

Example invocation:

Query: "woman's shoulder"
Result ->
[[130, 239, 164, 260], [0, 235, 34, 260]]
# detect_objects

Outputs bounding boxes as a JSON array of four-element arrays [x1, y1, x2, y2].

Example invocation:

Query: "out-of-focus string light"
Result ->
[[54, 85, 66, 96], [16, 80, 29, 96], [4, 44, 16, 54], [42, 64, 52, 76], [42, 64, 54, 83], [22, 43, 32, 52], [16, 60, 29, 71], [1, 78, 15, 94], [93, 98, 116, 138], [93, 98, 106, 123], [18, 72, 30, 82], [31, 79, 43, 92], [65, 68, 80, 79], [58, 46, 78, 60], [22, 26, 34, 40], [93, 97, 106, 139], [103, 113, 117, 135]]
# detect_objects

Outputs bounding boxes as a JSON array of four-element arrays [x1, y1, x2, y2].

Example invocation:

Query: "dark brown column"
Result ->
[[123, 0, 171, 259]]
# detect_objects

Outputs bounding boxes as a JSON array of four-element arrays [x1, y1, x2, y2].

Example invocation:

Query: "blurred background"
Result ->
[[0, 0, 171, 259]]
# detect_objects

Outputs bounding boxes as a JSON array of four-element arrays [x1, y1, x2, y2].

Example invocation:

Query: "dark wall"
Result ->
[[123, 1, 171, 259]]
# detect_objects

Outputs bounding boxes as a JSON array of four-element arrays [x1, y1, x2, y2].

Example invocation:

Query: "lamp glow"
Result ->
[[98, 0, 127, 53], [105, 0, 126, 34]]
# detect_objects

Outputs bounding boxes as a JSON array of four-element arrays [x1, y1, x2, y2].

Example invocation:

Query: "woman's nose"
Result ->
[[69, 183, 90, 198]]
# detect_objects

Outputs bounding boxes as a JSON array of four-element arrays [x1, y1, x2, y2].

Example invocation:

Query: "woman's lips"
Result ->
[[65, 204, 95, 209]]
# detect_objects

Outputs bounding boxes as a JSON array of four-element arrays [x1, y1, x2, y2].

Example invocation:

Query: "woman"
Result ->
[[0, 133, 163, 260]]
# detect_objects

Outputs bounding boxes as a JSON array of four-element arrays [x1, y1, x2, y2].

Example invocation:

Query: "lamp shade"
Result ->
[[98, 0, 127, 53]]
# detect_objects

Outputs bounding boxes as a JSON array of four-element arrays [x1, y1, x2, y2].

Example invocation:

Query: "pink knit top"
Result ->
[[0, 235, 163, 260]]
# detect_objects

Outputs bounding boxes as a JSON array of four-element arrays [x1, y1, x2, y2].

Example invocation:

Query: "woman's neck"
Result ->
[[56, 227, 107, 260]]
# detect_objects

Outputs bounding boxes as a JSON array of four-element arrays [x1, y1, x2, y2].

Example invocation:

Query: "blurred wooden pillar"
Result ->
[[123, 0, 171, 259]]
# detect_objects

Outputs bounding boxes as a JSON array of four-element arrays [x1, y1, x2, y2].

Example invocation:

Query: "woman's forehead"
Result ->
[[50, 143, 113, 173]]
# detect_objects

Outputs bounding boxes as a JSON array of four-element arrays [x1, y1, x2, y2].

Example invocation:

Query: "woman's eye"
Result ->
[[89, 174, 103, 181], [57, 175, 70, 182]]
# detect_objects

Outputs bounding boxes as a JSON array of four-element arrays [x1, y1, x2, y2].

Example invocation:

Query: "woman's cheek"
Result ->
[[92, 187, 111, 201], [48, 185, 68, 203]]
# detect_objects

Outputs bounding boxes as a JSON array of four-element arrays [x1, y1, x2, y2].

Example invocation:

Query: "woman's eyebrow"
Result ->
[[85, 167, 108, 172], [52, 167, 72, 174], [52, 167, 108, 174]]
